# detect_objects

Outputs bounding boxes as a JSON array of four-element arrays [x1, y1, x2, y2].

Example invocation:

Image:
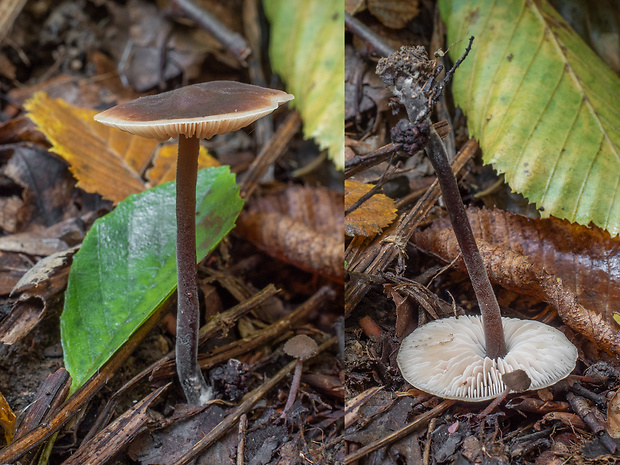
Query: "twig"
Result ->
[[236, 414, 247, 465], [345, 139, 478, 314], [60, 384, 170, 465], [152, 285, 337, 379], [422, 417, 436, 465], [345, 142, 402, 178]]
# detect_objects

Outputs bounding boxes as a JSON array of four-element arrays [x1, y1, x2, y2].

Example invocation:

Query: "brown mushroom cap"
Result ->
[[94, 81, 294, 141], [284, 335, 319, 361], [397, 316, 578, 402]]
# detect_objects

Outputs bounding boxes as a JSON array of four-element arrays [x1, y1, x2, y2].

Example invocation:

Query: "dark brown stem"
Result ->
[[176, 134, 212, 404], [425, 127, 507, 359]]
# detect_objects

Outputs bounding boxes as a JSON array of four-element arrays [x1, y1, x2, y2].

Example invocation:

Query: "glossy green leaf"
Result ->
[[61, 166, 244, 391], [439, 0, 620, 235], [264, 0, 344, 170]]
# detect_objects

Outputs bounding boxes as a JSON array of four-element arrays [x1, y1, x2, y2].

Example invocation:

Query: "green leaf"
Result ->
[[439, 0, 620, 235], [61, 166, 244, 391], [264, 0, 344, 170]]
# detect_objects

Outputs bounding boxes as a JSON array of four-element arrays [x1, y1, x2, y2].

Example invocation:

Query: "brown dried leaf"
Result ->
[[367, 0, 420, 29], [25, 92, 153, 203], [248, 185, 344, 239], [236, 211, 344, 283], [345, 180, 397, 237], [236, 186, 344, 282], [412, 208, 620, 356]]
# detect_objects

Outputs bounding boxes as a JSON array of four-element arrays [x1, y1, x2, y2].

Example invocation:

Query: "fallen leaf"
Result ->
[[248, 185, 344, 238], [236, 211, 344, 283], [25, 92, 153, 203], [439, 0, 620, 235], [0, 246, 78, 345], [412, 207, 620, 356], [345, 180, 397, 237]]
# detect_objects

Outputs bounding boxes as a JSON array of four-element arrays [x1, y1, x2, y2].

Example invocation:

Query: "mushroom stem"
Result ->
[[424, 127, 507, 359], [282, 360, 303, 417], [176, 134, 212, 404]]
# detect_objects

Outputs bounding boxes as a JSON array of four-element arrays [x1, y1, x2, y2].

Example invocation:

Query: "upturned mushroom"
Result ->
[[374, 46, 578, 402], [94, 81, 293, 404], [282, 334, 319, 417], [397, 315, 577, 401]]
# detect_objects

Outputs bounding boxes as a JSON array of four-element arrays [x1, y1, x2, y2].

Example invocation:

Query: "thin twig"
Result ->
[[344, 12, 394, 58]]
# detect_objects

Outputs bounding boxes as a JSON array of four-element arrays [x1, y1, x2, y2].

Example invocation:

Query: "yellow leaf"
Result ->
[[25, 92, 155, 203], [0, 391, 15, 444], [147, 143, 219, 185], [345, 180, 397, 237]]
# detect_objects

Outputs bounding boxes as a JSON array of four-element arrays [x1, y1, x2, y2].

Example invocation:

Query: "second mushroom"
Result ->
[[95, 81, 293, 404]]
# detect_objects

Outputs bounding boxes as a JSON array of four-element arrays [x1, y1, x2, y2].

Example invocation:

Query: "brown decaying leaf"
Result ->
[[367, 0, 420, 29], [236, 185, 344, 282], [0, 246, 78, 344], [248, 185, 344, 239], [236, 212, 344, 283], [412, 208, 620, 356], [345, 180, 397, 237]]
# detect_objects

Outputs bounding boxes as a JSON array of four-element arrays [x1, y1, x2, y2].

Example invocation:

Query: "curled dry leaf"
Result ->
[[248, 185, 344, 239], [146, 143, 218, 185], [345, 180, 397, 237], [412, 207, 620, 356], [237, 185, 344, 282]]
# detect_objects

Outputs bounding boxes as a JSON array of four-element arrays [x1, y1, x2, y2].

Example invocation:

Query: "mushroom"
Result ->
[[282, 334, 319, 417], [94, 81, 293, 404], [397, 315, 578, 401]]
